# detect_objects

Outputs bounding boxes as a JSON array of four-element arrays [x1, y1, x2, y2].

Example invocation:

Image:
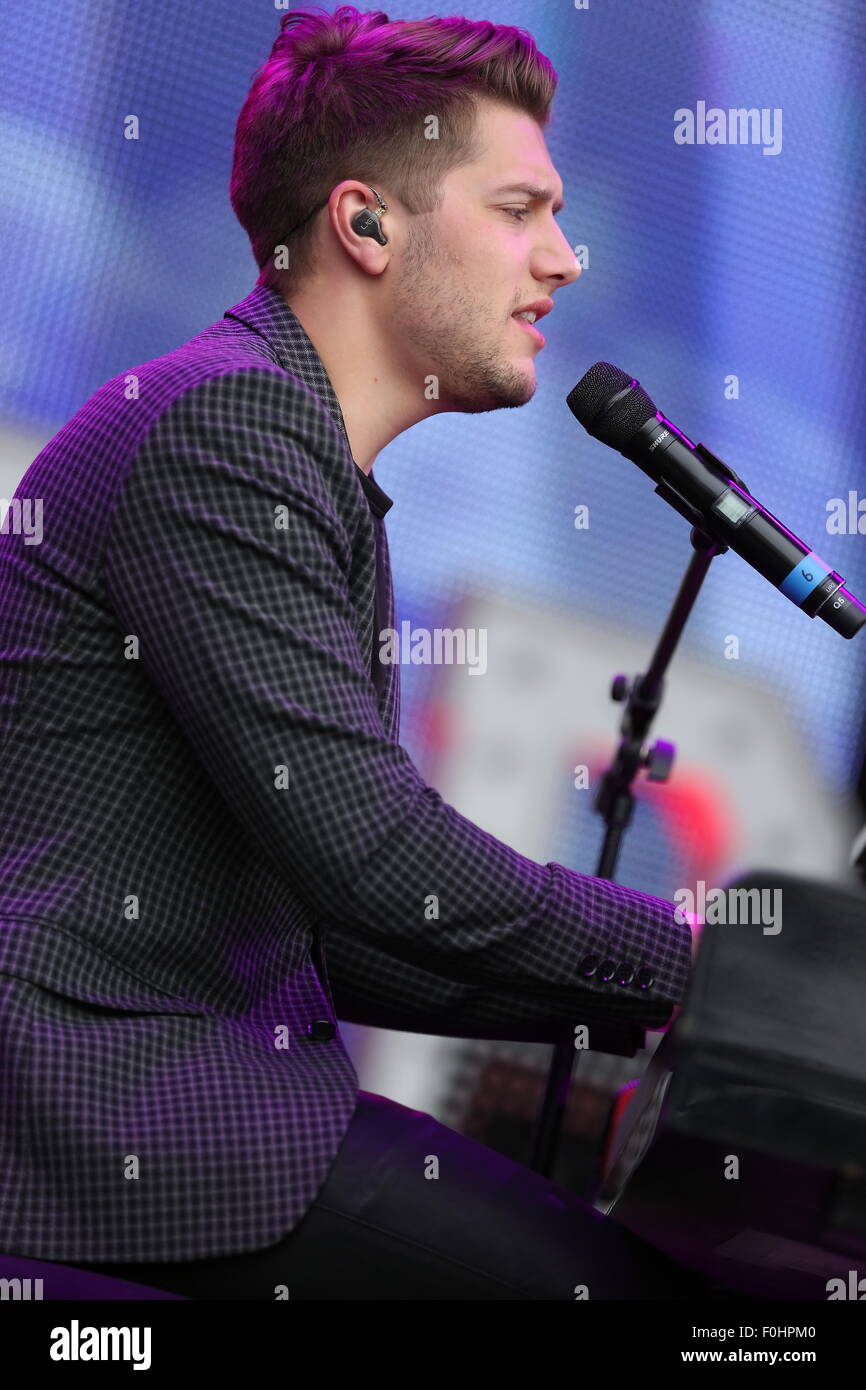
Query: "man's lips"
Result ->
[[511, 315, 546, 348]]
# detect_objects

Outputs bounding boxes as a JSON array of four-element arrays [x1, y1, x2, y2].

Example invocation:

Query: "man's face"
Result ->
[[387, 97, 580, 413]]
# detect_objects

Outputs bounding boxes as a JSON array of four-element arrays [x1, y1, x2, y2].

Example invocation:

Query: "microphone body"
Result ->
[[567, 366, 866, 639]]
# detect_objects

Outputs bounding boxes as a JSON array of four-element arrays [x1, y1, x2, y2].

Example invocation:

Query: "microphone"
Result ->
[[567, 362, 866, 639]]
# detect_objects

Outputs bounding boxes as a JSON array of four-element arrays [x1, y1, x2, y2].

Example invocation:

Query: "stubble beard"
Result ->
[[390, 217, 537, 413]]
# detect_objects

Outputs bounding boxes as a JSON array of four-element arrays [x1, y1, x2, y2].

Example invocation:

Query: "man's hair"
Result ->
[[229, 5, 557, 294]]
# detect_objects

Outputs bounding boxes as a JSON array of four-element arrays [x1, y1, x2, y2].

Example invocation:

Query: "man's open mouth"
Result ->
[[511, 312, 545, 346]]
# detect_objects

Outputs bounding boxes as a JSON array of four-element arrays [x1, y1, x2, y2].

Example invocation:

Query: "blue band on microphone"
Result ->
[[779, 553, 832, 605]]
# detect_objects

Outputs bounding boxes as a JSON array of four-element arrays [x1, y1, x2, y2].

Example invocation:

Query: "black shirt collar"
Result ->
[[353, 464, 393, 518]]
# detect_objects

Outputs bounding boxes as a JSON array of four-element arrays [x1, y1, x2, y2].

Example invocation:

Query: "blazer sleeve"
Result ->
[[320, 919, 651, 1045], [104, 366, 691, 1033]]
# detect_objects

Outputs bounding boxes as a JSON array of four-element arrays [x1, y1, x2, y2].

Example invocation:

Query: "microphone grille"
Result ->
[[566, 362, 632, 427], [567, 361, 658, 447]]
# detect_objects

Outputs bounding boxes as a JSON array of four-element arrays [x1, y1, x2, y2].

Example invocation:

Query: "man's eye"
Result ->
[[503, 207, 530, 221]]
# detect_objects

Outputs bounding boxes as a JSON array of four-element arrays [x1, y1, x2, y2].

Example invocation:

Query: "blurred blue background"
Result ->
[[2, 0, 864, 844]]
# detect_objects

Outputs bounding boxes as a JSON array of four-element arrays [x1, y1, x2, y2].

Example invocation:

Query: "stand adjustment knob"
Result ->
[[611, 674, 629, 702], [643, 739, 675, 782]]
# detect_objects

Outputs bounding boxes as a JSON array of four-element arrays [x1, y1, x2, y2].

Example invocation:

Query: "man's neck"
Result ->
[[281, 287, 438, 474]]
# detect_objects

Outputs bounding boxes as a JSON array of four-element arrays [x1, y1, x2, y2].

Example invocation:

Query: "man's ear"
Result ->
[[328, 181, 391, 275]]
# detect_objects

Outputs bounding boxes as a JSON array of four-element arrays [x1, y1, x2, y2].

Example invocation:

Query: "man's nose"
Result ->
[[539, 226, 582, 287], [559, 244, 582, 286]]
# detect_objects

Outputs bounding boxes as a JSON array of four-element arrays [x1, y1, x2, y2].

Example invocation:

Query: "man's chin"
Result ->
[[491, 368, 537, 409], [446, 366, 536, 413]]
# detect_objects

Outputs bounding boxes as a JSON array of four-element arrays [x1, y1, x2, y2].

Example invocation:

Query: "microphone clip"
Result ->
[[652, 474, 730, 554]]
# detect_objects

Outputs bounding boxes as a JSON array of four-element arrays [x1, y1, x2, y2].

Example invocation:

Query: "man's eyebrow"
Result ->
[[489, 182, 565, 214]]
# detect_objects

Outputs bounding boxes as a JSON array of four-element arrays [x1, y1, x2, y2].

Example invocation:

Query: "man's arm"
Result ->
[[322, 905, 705, 1043], [318, 918, 641, 1043], [104, 366, 691, 1033]]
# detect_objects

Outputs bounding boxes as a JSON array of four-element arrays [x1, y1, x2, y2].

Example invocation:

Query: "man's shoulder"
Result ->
[[101, 306, 341, 442], [104, 307, 362, 533], [47, 305, 348, 493], [16, 297, 363, 544]]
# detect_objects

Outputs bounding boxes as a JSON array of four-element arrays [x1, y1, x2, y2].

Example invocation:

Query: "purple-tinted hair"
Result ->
[[230, 5, 557, 292]]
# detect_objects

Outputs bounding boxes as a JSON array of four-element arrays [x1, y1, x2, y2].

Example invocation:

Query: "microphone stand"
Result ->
[[528, 517, 727, 1178]]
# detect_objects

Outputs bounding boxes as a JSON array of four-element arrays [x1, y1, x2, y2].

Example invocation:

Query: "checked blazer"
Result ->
[[0, 283, 691, 1264]]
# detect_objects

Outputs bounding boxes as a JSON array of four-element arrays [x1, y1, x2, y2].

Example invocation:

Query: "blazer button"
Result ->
[[635, 968, 655, 990], [616, 962, 635, 986], [578, 954, 600, 977], [598, 958, 617, 982], [307, 1019, 336, 1041]]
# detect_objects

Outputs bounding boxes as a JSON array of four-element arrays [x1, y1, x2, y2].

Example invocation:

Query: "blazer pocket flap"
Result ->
[[0, 919, 205, 1015]]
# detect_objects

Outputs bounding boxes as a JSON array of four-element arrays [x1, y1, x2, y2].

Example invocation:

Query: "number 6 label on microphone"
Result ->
[[779, 553, 832, 605]]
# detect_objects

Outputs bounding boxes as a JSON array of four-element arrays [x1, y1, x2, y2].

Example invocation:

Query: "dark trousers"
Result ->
[[70, 1089, 741, 1300]]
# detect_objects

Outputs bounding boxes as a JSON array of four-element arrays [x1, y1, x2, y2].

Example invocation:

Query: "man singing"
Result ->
[[0, 6, 712, 1300]]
